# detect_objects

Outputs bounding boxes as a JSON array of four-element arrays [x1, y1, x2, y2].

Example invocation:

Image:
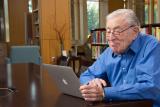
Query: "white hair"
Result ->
[[106, 9, 140, 26]]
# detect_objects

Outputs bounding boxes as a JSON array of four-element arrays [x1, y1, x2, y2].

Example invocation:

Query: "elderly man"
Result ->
[[80, 9, 160, 107]]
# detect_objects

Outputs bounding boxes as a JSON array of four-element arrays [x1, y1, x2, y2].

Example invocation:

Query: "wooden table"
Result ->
[[0, 63, 153, 107]]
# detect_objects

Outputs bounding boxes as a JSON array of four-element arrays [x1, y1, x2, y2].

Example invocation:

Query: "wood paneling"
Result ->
[[8, 0, 28, 45], [0, 0, 5, 42], [40, 0, 71, 63], [0, 42, 7, 64], [108, 0, 124, 13]]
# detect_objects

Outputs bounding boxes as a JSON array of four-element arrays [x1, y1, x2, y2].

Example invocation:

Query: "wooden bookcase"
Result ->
[[90, 28, 108, 60], [141, 23, 160, 40], [141, 0, 160, 40], [31, 0, 40, 45], [126, 0, 160, 40]]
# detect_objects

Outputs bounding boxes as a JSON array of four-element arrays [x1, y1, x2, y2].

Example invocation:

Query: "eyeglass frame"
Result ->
[[106, 25, 135, 38]]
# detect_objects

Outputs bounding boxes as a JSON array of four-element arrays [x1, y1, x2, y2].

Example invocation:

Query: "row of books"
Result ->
[[141, 27, 160, 40], [91, 31, 108, 44], [91, 46, 107, 59], [145, 0, 160, 24]]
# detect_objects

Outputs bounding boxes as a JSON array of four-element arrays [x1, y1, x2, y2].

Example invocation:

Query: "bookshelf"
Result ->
[[126, 0, 160, 40], [144, 0, 160, 24], [31, 0, 40, 45], [141, 23, 160, 40], [140, 0, 160, 40], [91, 28, 108, 59]]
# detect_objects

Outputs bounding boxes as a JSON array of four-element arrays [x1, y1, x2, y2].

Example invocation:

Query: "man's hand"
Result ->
[[88, 78, 107, 88], [79, 78, 107, 101]]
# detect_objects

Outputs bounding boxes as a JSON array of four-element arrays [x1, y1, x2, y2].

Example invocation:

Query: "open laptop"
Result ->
[[43, 64, 83, 98]]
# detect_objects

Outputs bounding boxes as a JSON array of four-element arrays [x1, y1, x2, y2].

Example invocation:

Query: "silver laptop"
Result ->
[[43, 64, 83, 98]]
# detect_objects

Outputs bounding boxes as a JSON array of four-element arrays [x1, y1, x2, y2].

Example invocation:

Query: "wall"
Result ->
[[0, 0, 5, 41], [108, 0, 124, 13], [40, 0, 71, 63], [8, 0, 28, 46]]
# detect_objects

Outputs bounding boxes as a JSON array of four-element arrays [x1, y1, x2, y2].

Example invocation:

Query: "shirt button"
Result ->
[[123, 80, 126, 84], [122, 68, 126, 70], [109, 99, 113, 102]]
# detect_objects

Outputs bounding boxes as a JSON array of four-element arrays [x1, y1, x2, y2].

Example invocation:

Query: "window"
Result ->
[[28, 0, 32, 13], [70, 0, 108, 43], [87, 0, 99, 35]]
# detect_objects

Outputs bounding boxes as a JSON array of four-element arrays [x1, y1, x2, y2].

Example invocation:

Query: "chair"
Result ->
[[57, 56, 81, 76], [9, 45, 41, 64], [57, 56, 70, 66], [77, 42, 94, 76]]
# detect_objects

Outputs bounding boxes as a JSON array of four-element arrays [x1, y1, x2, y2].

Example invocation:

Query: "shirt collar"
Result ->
[[112, 32, 141, 57], [129, 32, 141, 54]]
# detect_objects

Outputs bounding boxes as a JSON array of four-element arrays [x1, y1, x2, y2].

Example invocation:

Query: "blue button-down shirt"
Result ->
[[80, 32, 160, 107]]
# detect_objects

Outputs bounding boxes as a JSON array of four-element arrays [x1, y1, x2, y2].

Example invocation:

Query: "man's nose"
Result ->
[[108, 32, 115, 40]]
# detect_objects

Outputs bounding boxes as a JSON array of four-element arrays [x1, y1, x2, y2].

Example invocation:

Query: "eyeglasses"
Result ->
[[106, 25, 134, 38]]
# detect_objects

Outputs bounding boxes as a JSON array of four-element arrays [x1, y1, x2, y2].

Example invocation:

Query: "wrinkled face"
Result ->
[[106, 16, 137, 54]]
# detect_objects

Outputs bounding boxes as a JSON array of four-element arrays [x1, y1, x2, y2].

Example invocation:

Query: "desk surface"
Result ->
[[0, 63, 152, 107]]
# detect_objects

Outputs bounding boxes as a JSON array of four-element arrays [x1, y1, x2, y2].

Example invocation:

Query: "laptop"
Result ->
[[43, 64, 83, 98]]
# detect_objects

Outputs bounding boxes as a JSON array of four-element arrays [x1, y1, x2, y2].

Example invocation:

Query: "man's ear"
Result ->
[[132, 26, 140, 33]]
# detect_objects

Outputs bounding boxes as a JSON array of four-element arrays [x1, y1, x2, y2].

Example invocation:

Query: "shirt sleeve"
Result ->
[[104, 43, 160, 102], [79, 48, 109, 84]]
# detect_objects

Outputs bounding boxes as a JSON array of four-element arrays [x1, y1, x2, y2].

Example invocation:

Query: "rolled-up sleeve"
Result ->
[[80, 49, 109, 84]]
